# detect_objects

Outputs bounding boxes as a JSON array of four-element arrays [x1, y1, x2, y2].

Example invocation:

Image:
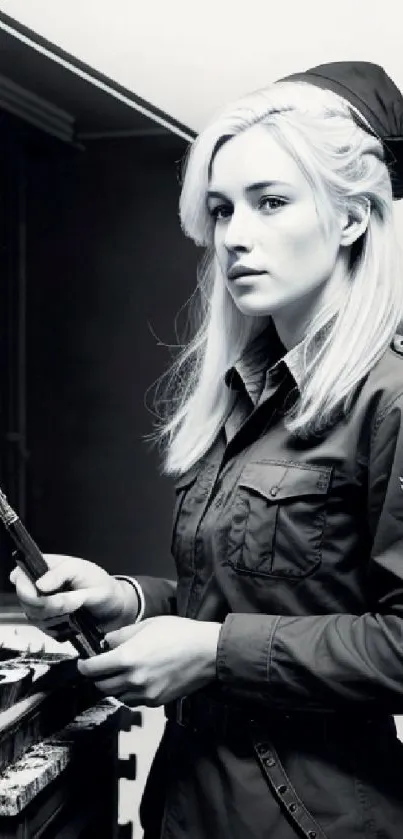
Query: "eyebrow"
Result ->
[[206, 180, 292, 200]]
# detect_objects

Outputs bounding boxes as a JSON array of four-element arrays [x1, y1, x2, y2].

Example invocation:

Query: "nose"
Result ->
[[223, 205, 253, 253]]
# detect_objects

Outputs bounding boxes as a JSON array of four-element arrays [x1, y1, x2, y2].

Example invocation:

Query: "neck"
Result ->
[[272, 255, 350, 351]]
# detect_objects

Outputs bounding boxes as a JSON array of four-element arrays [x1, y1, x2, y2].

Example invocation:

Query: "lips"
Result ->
[[227, 265, 265, 281]]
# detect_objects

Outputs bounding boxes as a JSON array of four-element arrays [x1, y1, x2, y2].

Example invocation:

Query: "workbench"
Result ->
[[0, 697, 123, 838]]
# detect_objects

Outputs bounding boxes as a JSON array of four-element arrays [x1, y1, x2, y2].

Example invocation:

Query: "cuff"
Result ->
[[114, 575, 145, 623], [216, 613, 280, 703]]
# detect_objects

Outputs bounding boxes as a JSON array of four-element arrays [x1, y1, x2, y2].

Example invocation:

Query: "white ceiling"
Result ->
[[1, 0, 403, 225], [0, 0, 401, 135]]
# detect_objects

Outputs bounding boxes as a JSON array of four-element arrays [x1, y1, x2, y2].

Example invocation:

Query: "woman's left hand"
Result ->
[[77, 615, 222, 706]]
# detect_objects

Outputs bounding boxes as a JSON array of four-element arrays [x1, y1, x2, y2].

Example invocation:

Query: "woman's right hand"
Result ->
[[9, 554, 133, 638]]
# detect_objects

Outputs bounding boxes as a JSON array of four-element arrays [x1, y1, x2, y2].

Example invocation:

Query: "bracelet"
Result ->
[[114, 575, 145, 623]]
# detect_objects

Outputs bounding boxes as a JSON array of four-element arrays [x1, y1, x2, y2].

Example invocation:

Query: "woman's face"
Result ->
[[207, 124, 346, 339]]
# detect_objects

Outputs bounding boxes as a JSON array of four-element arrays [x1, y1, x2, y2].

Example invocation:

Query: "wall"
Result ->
[[25, 131, 198, 577]]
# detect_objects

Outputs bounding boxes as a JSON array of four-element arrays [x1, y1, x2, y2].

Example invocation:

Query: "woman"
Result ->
[[10, 61, 403, 838]]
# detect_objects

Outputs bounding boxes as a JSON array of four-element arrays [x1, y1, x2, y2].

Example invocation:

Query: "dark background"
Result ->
[[0, 112, 199, 590]]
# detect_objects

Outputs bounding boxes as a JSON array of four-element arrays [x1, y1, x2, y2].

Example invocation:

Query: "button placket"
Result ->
[[185, 458, 228, 617]]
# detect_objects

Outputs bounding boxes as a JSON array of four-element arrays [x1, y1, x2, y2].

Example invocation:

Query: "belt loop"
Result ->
[[174, 696, 199, 732], [176, 697, 186, 727]]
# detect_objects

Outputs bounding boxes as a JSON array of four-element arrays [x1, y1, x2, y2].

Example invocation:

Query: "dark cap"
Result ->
[[278, 61, 403, 199]]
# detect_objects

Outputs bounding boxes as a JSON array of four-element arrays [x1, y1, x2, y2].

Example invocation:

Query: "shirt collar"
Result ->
[[270, 341, 305, 389], [224, 319, 305, 405]]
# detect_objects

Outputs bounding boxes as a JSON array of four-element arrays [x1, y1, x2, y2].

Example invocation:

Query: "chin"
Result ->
[[232, 297, 280, 317]]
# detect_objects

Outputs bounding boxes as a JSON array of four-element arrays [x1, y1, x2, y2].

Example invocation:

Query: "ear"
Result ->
[[340, 198, 371, 247]]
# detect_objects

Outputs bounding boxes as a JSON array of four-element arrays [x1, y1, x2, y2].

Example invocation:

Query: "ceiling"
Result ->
[[0, 6, 194, 144], [0, 0, 402, 225], [0, 0, 401, 135], [0, 24, 162, 138]]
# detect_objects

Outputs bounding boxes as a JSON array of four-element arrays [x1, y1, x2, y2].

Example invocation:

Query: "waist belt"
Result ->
[[165, 693, 393, 739], [165, 694, 256, 737]]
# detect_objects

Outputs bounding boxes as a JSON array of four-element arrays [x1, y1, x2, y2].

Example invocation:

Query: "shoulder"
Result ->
[[361, 335, 403, 425], [374, 334, 403, 385]]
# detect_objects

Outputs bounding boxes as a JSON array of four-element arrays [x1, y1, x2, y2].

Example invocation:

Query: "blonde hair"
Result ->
[[145, 81, 403, 476]]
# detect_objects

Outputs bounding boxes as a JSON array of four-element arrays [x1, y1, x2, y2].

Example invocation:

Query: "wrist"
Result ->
[[200, 621, 221, 679], [116, 578, 141, 626], [101, 577, 141, 632]]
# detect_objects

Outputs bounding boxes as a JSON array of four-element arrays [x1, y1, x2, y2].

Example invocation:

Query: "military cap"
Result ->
[[279, 61, 403, 199]]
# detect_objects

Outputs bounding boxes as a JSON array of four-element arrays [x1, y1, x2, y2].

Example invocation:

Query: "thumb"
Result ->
[[105, 622, 146, 649]]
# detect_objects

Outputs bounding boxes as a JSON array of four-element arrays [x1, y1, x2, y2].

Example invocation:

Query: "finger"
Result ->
[[19, 589, 91, 621], [93, 680, 145, 707], [77, 644, 134, 679], [31, 589, 95, 618], [9, 568, 17, 584], [34, 584, 120, 621], [91, 675, 135, 696], [105, 622, 146, 649], [37, 556, 88, 593], [42, 554, 79, 568], [12, 568, 44, 609]]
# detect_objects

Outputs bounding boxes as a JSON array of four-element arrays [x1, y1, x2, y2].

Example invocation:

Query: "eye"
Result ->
[[208, 204, 232, 221], [259, 196, 287, 212]]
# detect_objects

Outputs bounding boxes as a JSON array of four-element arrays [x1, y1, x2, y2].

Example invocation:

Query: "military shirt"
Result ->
[[135, 323, 403, 839]]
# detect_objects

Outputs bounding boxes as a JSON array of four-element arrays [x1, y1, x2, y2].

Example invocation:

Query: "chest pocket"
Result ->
[[227, 461, 332, 579]]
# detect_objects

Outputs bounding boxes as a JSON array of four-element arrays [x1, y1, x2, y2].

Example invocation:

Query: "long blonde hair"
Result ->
[[145, 81, 403, 476]]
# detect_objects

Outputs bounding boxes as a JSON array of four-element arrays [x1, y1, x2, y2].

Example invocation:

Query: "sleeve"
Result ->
[[216, 395, 403, 713], [115, 575, 177, 621]]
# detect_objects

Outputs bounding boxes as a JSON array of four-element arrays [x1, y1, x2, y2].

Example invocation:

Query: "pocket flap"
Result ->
[[239, 461, 332, 501]]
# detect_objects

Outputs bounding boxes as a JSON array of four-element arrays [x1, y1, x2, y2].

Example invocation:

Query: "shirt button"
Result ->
[[289, 803, 297, 812], [270, 486, 279, 497], [308, 832, 317, 839], [264, 756, 276, 767], [277, 784, 287, 795]]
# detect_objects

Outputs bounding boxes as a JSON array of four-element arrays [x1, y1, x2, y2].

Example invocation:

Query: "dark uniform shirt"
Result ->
[[135, 323, 403, 839]]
